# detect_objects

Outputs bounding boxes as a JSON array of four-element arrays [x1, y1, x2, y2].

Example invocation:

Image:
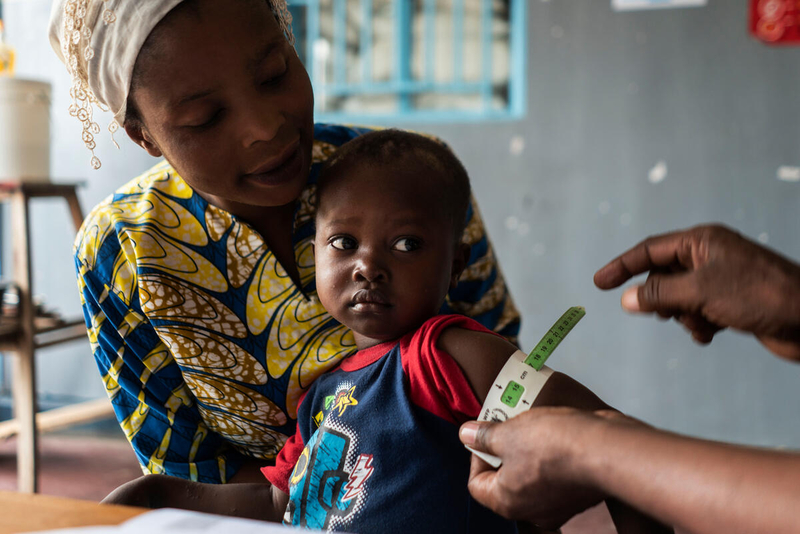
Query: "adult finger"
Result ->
[[678, 313, 722, 344], [594, 231, 694, 289], [460, 421, 501, 455], [466, 453, 505, 515], [620, 272, 701, 315]]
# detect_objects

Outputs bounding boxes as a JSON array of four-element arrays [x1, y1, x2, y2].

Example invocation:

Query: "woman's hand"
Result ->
[[102, 473, 287, 521], [102, 475, 160, 508], [594, 224, 800, 359], [459, 407, 637, 530]]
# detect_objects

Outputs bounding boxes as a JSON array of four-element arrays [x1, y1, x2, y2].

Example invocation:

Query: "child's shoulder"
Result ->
[[402, 315, 515, 381], [403, 314, 494, 345], [402, 314, 511, 357], [397, 315, 518, 420], [401, 315, 518, 407]]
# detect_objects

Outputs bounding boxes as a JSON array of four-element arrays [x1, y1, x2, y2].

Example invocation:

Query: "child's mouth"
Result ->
[[350, 289, 391, 312]]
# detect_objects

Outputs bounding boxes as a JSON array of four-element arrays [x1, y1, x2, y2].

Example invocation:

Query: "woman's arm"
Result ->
[[438, 328, 672, 533], [77, 263, 253, 483], [103, 474, 288, 521], [445, 198, 521, 344], [229, 458, 273, 483], [462, 408, 800, 534]]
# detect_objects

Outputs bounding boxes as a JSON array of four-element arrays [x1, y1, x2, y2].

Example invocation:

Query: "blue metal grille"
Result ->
[[288, 0, 527, 123]]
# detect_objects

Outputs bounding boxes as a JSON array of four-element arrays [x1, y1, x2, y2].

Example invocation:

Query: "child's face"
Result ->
[[314, 161, 465, 349]]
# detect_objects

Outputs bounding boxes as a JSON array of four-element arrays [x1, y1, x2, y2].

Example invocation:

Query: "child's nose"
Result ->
[[353, 254, 388, 283]]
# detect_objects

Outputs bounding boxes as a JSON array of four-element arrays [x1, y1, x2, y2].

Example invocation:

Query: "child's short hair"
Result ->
[[317, 129, 472, 242]]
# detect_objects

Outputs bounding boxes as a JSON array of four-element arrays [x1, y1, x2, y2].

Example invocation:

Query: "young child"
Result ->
[[105, 130, 670, 534], [262, 129, 517, 532]]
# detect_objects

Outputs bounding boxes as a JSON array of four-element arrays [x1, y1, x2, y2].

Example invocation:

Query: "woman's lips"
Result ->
[[244, 139, 302, 187], [350, 289, 391, 313]]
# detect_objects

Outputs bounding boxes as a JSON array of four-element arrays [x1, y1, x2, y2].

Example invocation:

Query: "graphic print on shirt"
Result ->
[[313, 384, 358, 427], [331, 385, 358, 416], [287, 383, 374, 530]]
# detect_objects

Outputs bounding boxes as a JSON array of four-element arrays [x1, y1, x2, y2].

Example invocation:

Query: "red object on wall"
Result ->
[[750, 0, 800, 44]]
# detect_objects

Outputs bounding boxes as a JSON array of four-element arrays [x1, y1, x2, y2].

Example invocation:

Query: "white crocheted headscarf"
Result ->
[[48, 0, 294, 169]]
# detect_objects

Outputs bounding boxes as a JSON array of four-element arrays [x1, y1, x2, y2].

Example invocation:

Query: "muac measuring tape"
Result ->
[[466, 306, 586, 467]]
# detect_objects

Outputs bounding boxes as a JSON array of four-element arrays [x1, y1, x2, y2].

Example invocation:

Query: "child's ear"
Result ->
[[450, 242, 471, 289], [311, 242, 316, 258]]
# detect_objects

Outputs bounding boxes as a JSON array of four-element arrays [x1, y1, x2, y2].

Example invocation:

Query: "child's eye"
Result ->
[[330, 236, 357, 250], [392, 237, 421, 252]]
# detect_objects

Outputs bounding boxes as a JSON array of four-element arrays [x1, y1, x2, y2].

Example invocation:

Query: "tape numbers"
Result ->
[[524, 306, 585, 370], [501, 381, 525, 408]]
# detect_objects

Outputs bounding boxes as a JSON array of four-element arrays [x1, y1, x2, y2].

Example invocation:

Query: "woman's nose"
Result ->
[[240, 97, 285, 147], [352, 253, 389, 283]]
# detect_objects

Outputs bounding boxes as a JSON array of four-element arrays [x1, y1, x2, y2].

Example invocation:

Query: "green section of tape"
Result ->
[[524, 306, 586, 371], [501, 381, 525, 408]]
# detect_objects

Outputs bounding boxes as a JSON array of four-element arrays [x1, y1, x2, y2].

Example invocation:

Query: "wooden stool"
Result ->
[[0, 182, 113, 493]]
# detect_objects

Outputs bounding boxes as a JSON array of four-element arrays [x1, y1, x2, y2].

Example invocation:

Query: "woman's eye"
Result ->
[[330, 236, 357, 250], [261, 58, 288, 86], [261, 70, 286, 86], [392, 238, 421, 252], [187, 110, 222, 129]]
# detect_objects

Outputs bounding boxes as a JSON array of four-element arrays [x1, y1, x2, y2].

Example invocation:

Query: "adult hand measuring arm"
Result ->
[[461, 408, 800, 534], [460, 223, 800, 533], [593, 224, 800, 359]]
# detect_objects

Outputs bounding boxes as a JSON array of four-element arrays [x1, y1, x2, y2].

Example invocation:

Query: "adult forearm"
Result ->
[[583, 423, 800, 534]]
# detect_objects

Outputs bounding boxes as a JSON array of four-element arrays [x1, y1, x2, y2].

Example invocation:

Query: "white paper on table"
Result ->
[[24, 527, 119, 534], [25, 508, 335, 534], [118, 509, 304, 533]]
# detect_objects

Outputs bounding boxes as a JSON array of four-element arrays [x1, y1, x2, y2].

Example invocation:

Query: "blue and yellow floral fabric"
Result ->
[[75, 123, 520, 484]]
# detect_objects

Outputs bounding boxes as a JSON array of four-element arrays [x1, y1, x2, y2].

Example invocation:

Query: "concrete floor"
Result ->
[[0, 418, 142, 501]]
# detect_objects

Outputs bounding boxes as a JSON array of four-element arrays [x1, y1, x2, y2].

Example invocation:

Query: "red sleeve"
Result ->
[[400, 314, 499, 425], [261, 425, 304, 494]]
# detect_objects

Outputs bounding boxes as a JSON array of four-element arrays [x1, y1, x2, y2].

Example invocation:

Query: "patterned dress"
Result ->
[[75, 123, 520, 483]]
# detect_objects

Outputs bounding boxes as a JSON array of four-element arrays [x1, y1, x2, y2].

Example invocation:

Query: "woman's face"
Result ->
[[125, 0, 314, 214]]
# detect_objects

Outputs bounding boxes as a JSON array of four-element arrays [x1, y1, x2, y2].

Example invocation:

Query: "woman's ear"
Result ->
[[450, 242, 471, 289], [124, 121, 163, 157]]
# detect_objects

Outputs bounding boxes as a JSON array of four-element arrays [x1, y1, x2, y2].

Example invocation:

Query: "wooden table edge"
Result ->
[[0, 490, 146, 533]]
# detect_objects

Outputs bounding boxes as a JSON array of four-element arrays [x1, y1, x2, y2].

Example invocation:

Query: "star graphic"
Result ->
[[333, 385, 358, 417]]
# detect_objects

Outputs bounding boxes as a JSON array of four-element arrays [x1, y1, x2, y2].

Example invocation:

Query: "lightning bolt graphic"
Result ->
[[342, 454, 374, 502]]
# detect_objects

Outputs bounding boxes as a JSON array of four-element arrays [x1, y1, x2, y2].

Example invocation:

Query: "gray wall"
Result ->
[[5, 0, 800, 447]]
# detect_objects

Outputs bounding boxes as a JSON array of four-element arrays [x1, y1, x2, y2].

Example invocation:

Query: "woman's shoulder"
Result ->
[[113, 159, 194, 200], [313, 123, 377, 146], [311, 123, 374, 166], [312, 123, 448, 159], [74, 160, 193, 269]]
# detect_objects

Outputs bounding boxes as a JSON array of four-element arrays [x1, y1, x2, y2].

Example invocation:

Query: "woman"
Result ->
[[50, 0, 519, 484]]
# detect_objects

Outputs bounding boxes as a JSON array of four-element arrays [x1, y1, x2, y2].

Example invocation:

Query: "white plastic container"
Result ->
[[0, 78, 51, 182]]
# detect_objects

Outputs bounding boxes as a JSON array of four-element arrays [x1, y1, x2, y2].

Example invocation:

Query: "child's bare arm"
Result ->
[[102, 474, 289, 522], [438, 327, 673, 534]]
